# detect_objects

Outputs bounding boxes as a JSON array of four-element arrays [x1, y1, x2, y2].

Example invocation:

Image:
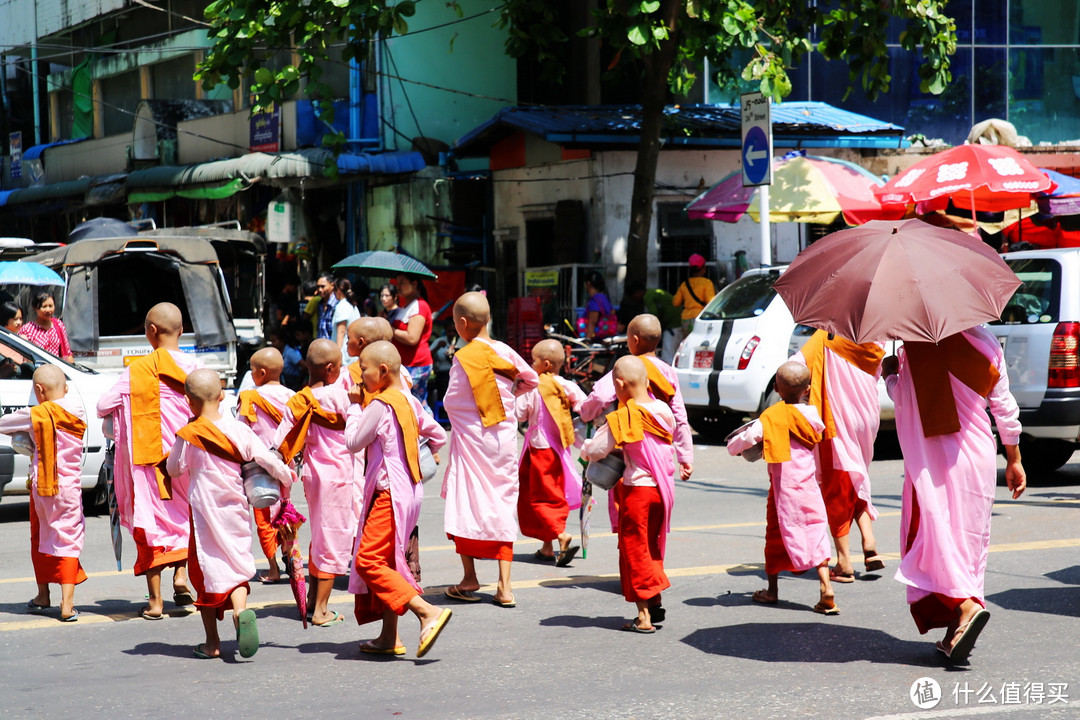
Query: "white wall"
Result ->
[[490, 147, 808, 303]]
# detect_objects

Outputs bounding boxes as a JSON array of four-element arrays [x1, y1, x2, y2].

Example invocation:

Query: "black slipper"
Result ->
[[533, 550, 556, 562], [649, 606, 666, 623], [556, 546, 580, 567]]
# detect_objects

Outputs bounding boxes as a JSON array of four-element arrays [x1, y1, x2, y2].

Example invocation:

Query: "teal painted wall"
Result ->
[[380, 0, 515, 150]]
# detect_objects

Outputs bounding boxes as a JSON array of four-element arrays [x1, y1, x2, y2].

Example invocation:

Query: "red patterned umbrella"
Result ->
[[876, 144, 1053, 213]]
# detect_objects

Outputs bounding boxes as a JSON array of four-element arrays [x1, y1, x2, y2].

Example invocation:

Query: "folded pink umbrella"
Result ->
[[773, 219, 1021, 344], [272, 500, 309, 629]]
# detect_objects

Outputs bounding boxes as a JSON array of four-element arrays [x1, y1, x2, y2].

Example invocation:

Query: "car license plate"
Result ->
[[693, 350, 714, 369]]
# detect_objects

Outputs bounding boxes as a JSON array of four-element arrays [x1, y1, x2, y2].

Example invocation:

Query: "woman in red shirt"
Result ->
[[19, 292, 73, 363], [391, 274, 434, 409]]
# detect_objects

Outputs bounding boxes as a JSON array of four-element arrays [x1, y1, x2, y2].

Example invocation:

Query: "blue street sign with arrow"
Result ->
[[741, 92, 772, 187], [743, 126, 770, 185]]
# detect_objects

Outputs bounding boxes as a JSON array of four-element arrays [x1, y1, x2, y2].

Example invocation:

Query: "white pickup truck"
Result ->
[[988, 248, 1080, 474]]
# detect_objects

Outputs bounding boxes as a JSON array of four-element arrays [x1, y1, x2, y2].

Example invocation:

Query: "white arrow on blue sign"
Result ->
[[742, 126, 770, 185]]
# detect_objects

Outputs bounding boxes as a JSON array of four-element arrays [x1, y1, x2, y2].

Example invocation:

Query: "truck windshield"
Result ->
[[698, 272, 779, 321], [97, 253, 194, 336], [990, 257, 1061, 325]]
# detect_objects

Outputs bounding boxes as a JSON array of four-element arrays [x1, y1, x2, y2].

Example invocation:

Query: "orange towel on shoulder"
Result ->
[[176, 416, 246, 465], [277, 387, 346, 459], [760, 402, 822, 463], [904, 333, 999, 438], [801, 330, 884, 440], [238, 389, 284, 425], [455, 340, 519, 427], [606, 399, 673, 447], [642, 356, 676, 405], [30, 401, 86, 497], [370, 388, 422, 484], [129, 348, 189, 500], [538, 373, 575, 449]]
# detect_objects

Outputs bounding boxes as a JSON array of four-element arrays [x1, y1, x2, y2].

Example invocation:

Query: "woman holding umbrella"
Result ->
[[19, 292, 73, 363], [391, 274, 434, 409]]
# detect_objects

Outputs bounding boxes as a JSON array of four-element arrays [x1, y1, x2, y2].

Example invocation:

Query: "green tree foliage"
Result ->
[[196, 0, 956, 284]]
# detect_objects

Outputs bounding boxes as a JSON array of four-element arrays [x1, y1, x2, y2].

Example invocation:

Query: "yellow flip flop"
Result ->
[[417, 609, 452, 658]]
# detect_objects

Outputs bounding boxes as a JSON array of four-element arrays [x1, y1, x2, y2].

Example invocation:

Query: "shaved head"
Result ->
[[775, 361, 811, 403], [613, 355, 647, 387], [307, 338, 342, 367], [628, 314, 662, 353], [454, 291, 490, 326], [361, 340, 402, 375], [32, 364, 66, 392], [349, 316, 392, 345], [185, 368, 223, 404], [531, 339, 565, 371], [145, 303, 183, 336], [250, 347, 283, 380]]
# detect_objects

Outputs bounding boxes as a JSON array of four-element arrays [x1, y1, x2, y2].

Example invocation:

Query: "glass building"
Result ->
[[710, 1, 1080, 145]]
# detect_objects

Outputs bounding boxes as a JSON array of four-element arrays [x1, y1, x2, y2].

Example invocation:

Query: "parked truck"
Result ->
[[28, 234, 240, 383]]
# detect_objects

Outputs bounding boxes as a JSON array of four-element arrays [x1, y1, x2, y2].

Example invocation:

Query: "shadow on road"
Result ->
[[986, 565, 1080, 619], [681, 622, 950, 668], [539, 614, 632, 631]]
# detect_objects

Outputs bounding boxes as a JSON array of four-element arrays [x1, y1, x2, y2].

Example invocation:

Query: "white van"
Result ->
[[673, 266, 794, 438]]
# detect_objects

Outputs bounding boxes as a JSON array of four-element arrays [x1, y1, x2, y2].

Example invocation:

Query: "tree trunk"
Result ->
[[623, 0, 680, 292]]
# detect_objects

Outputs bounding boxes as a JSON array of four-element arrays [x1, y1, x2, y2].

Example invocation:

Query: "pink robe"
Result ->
[[240, 384, 295, 444], [792, 342, 884, 519], [0, 397, 85, 558], [167, 417, 295, 594], [270, 384, 361, 576], [441, 337, 538, 543], [580, 355, 693, 465], [726, 404, 831, 572], [345, 392, 447, 597], [582, 399, 677, 557], [96, 350, 203, 552], [885, 326, 1021, 609], [515, 374, 587, 511]]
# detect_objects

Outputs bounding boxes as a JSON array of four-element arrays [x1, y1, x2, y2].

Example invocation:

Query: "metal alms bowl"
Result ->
[[10, 432, 34, 457], [585, 452, 625, 491], [241, 461, 281, 509]]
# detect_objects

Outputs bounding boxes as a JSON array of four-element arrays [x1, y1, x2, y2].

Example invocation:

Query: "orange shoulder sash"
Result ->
[[30, 402, 86, 496], [176, 417, 245, 465], [372, 388, 423, 484], [538, 373, 575, 449], [455, 340, 519, 428], [759, 402, 822, 463]]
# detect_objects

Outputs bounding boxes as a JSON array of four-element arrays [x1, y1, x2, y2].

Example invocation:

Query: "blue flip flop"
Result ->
[[60, 609, 80, 623], [26, 600, 49, 615], [236, 609, 259, 658], [313, 610, 344, 628]]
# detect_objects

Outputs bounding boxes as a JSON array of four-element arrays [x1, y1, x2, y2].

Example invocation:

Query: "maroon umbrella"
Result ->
[[773, 219, 1021, 344]]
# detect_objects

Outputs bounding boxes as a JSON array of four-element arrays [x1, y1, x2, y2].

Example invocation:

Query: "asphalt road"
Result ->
[[1, 434, 1078, 720]]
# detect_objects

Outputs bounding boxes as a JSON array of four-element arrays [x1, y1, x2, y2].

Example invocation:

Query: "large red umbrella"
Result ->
[[876, 144, 1053, 213], [773, 219, 1021, 344]]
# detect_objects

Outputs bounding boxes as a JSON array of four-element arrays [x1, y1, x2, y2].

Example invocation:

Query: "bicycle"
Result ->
[[545, 324, 627, 394]]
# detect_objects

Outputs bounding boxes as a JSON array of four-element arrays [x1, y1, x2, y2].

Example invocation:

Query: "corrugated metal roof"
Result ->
[[453, 102, 905, 156]]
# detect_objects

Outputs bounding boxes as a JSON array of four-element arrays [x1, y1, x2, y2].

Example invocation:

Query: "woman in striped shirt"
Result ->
[[18, 292, 73, 363]]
